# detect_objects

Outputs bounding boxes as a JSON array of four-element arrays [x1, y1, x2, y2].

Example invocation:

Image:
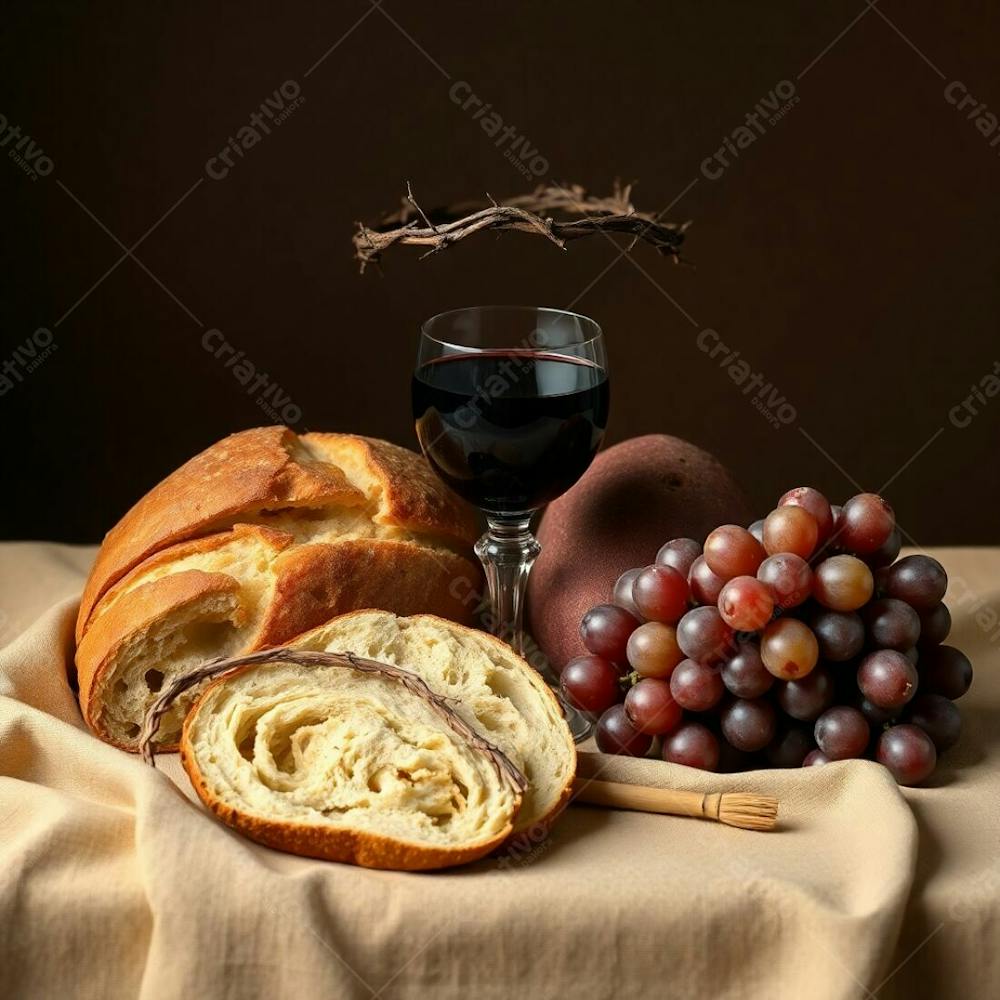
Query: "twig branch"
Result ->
[[353, 181, 689, 271]]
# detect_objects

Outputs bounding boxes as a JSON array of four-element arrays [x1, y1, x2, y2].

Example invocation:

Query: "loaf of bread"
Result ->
[[75, 427, 482, 750], [179, 650, 526, 870], [289, 611, 576, 836]]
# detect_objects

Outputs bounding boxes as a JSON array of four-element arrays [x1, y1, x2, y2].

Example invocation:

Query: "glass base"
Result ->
[[565, 706, 594, 743]]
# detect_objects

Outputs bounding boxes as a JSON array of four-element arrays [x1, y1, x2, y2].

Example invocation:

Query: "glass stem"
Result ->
[[475, 514, 539, 659]]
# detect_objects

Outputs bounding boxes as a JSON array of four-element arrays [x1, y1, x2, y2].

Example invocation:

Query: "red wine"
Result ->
[[413, 351, 609, 512]]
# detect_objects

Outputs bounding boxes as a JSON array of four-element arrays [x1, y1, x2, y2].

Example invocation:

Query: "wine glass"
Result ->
[[412, 306, 609, 739]]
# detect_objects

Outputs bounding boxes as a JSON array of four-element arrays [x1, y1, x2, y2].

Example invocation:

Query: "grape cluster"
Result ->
[[561, 487, 972, 786]]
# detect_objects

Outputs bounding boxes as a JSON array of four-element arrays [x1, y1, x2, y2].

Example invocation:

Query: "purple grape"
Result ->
[[862, 598, 921, 651], [560, 655, 622, 715], [656, 537, 702, 578], [777, 665, 835, 721], [757, 553, 813, 608], [918, 603, 951, 648], [624, 678, 682, 735], [720, 641, 774, 699], [906, 693, 961, 752], [580, 604, 640, 664], [766, 726, 816, 768], [613, 568, 643, 618], [858, 697, 897, 727], [868, 527, 902, 568], [857, 649, 918, 710], [876, 724, 937, 785], [676, 606, 735, 665], [669, 659, 725, 712], [881, 555, 947, 613], [803, 749, 831, 767], [919, 645, 973, 700], [810, 609, 865, 662], [839, 493, 895, 555], [661, 722, 720, 771], [595, 704, 653, 756], [814, 706, 869, 760], [721, 698, 776, 752]]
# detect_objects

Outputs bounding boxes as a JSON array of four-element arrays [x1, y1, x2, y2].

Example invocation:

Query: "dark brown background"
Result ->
[[2, 1, 997, 544]]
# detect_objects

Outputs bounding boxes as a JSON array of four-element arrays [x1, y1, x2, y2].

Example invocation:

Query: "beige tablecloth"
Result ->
[[0, 543, 997, 999]]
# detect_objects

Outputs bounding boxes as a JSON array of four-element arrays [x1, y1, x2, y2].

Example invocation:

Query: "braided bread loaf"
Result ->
[[75, 427, 481, 750]]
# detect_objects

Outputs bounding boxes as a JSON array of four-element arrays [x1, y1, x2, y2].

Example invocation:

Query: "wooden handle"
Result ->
[[573, 777, 723, 821]]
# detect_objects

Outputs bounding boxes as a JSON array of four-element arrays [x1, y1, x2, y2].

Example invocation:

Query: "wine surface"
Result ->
[[413, 350, 609, 512]]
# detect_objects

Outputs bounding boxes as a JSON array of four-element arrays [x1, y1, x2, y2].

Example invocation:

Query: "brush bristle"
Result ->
[[717, 793, 779, 831]]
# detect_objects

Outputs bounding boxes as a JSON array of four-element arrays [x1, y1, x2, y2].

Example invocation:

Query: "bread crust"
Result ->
[[77, 569, 243, 747], [179, 666, 517, 871], [256, 539, 479, 645], [77, 427, 482, 644], [305, 433, 479, 546], [76, 427, 363, 642]]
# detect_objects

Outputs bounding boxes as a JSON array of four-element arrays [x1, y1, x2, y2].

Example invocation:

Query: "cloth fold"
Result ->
[[1, 543, 997, 999]]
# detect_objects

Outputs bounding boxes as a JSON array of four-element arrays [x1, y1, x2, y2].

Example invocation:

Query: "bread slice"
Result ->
[[290, 611, 577, 836], [180, 654, 524, 870]]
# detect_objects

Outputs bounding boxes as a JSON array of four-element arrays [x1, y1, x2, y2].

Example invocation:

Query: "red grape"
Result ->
[[721, 698, 776, 752], [676, 606, 735, 664], [763, 506, 818, 559], [876, 724, 936, 785], [626, 622, 684, 678], [689, 555, 726, 605], [919, 645, 973, 700], [595, 704, 653, 756], [918, 603, 951, 648], [757, 553, 812, 608], [703, 525, 765, 580], [802, 749, 831, 766], [720, 641, 774, 698], [881, 555, 948, 612], [868, 527, 902, 568], [748, 518, 765, 544], [858, 697, 896, 727], [760, 618, 819, 679], [661, 722, 720, 770], [779, 486, 834, 543], [813, 555, 874, 611], [613, 568, 644, 618], [624, 678, 683, 735], [669, 659, 725, 712], [632, 565, 689, 624], [560, 655, 622, 715], [906, 693, 961, 752], [839, 493, 895, 555], [580, 604, 640, 664], [766, 726, 816, 768], [857, 650, 918, 710], [862, 598, 920, 651], [814, 706, 869, 760], [718, 576, 774, 631], [777, 665, 835, 721], [809, 609, 864, 661], [656, 537, 702, 578]]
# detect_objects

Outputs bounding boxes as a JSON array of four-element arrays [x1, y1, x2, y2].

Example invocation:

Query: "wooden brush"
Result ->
[[572, 777, 779, 832]]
